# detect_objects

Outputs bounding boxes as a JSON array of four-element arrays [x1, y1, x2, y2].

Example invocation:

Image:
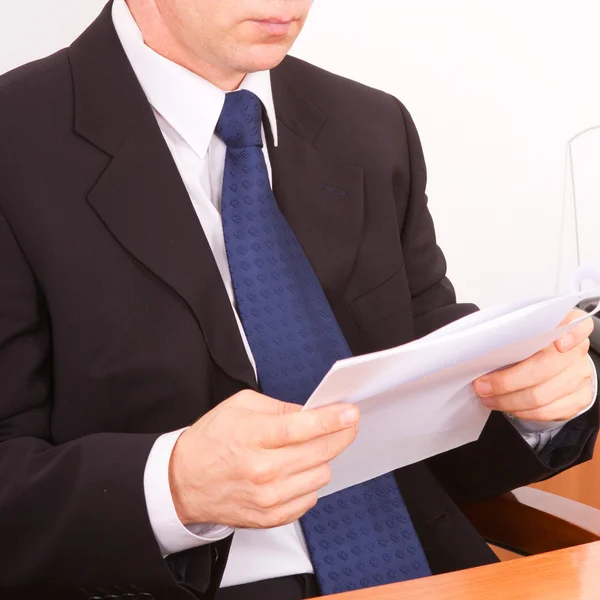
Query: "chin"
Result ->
[[238, 46, 291, 72], [230, 24, 299, 70]]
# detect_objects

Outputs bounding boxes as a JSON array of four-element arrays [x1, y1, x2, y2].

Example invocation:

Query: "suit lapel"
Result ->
[[269, 63, 365, 299], [70, 2, 256, 390], [86, 114, 256, 389]]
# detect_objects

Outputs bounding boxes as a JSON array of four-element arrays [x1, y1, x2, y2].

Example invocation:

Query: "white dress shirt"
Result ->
[[112, 0, 597, 588]]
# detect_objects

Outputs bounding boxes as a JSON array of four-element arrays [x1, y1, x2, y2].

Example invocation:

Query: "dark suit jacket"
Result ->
[[0, 3, 597, 599]]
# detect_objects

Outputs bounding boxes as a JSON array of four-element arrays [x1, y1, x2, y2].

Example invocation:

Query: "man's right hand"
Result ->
[[168, 390, 360, 529]]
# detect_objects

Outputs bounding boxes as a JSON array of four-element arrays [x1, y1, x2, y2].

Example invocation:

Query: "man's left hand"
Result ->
[[474, 309, 595, 422]]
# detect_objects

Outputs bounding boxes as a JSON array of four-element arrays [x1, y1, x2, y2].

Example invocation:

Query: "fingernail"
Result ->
[[560, 333, 574, 351], [481, 397, 497, 409], [341, 406, 360, 426], [475, 380, 492, 397]]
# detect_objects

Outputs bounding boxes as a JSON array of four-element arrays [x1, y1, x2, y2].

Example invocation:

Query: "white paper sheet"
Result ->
[[304, 280, 600, 498]]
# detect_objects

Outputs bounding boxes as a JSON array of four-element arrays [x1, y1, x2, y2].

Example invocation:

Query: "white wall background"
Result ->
[[2, 0, 599, 307]]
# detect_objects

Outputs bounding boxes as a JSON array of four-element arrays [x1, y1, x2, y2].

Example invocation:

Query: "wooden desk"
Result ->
[[331, 542, 600, 599]]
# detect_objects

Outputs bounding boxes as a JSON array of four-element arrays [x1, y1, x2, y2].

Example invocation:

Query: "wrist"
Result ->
[[168, 430, 196, 526]]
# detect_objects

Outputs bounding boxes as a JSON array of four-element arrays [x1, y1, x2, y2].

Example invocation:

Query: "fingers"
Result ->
[[474, 340, 589, 398], [276, 465, 332, 505], [508, 380, 593, 421], [244, 465, 334, 528], [231, 391, 360, 449], [480, 358, 594, 413], [256, 403, 360, 449], [245, 492, 319, 529], [268, 426, 358, 477], [555, 310, 594, 353], [250, 464, 332, 511]]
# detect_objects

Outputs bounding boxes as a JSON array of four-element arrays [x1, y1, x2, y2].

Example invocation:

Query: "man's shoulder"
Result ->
[[0, 48, 69, 86], [0, 50, 71, 121], [274, 55, 402, 118], [273, 55, 416, 157]]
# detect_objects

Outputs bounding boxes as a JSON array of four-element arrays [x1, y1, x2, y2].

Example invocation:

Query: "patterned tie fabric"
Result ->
[[216, 90, 431, 595]]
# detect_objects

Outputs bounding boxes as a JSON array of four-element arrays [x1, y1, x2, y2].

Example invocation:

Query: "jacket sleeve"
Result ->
[[393, 98, 600, 503], [0, 206, 213, 600]]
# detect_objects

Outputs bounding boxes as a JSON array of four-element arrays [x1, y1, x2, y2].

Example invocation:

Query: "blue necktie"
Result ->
[[217, 90, 431, 595]]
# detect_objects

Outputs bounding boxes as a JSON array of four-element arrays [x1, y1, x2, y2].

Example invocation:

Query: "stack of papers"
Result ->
[[304, 276, 600, 497]]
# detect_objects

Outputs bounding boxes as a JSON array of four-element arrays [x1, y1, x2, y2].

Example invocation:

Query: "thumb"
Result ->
[[558, 309, 587, 327], [555, 309, 592, 353]]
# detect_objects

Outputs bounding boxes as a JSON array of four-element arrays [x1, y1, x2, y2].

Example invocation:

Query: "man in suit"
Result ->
[[0, 1, 598, 599]]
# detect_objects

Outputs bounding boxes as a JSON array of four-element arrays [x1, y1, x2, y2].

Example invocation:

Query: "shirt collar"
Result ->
[[111, 0, 278, 159]]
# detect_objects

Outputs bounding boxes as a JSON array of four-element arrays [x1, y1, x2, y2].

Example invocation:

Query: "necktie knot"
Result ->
[[216, 90, 263, 149]]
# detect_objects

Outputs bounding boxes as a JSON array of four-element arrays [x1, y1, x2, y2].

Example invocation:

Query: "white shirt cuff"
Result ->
[[143, 428, 234, 557], [509, 354, 598, 451]]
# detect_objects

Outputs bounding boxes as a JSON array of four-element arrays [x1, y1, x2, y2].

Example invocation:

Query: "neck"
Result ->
[[125, 0, 245, 91]]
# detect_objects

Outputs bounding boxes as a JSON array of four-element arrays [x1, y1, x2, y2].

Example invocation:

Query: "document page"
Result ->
[[304, 282, 600, 497]]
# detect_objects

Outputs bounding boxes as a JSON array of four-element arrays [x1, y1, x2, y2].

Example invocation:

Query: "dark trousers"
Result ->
[[215, 574, 319, 600]]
